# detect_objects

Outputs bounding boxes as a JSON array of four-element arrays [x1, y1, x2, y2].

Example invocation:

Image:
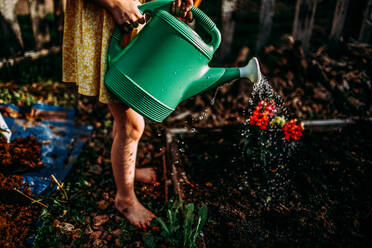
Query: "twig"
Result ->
[[279, 203, 290, 212], [51, 174, 68, 200], [165, 131, 184, 204], [14, 188, 48, 208], [181, 173, 195, 188], [0, 46, 61, 69], [162, 149, 169, 202]]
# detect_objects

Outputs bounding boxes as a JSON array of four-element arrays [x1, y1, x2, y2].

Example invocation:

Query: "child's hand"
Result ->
[[95, 0, 146, 33], [171, 0, 194, 22]]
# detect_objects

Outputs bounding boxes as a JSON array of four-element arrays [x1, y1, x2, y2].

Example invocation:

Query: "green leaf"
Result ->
[[197, 205, 207, 232], [183, 203, 195, 248], [156, 217, 170, 236], [191, 217, 202, 247]]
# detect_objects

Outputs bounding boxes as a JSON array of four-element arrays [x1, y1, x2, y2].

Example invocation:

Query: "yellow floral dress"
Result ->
[[62, 0, 149, 104]]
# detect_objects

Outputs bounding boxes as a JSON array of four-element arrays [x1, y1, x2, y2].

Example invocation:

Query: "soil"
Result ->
[[177, 122, 372, 247], [0, 173, 41, 248], [1, 40, 371, 247], [0, 136, 44, 174], [0, 137, 44, 248]]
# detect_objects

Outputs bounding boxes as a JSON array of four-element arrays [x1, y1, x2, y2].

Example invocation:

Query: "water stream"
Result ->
[[179, 62, 297, 207]]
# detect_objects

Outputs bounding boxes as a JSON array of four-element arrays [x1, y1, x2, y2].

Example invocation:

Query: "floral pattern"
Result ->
[[62, 0, 148, 103]]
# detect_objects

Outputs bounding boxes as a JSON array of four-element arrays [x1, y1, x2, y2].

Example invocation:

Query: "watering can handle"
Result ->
[[190, 7, 221, 52], [108, 0, 221, 65], [108, 0, 175, 66]]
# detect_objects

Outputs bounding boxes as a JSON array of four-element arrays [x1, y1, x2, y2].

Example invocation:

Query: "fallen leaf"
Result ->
[[93, 215, 109, 227], [97, 200, 109, 210], [112, 229, 121, 237], [90, 231, 102, 240]]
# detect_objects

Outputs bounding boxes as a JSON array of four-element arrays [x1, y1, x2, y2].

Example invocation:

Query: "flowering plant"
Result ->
[[248, 99, 304, 140], [241, 98, 304, 208]]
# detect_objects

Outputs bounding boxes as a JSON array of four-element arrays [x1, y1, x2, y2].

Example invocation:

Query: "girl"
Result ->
[[63, 0, 194, 230]]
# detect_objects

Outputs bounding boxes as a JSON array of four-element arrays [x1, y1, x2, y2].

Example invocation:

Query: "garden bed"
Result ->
[[168, 122, 372, 247], [0, 137, 44, 248]]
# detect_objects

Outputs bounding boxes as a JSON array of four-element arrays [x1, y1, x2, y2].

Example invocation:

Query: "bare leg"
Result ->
[[108, 103, 155, 229], [112, 120, 158, 185]]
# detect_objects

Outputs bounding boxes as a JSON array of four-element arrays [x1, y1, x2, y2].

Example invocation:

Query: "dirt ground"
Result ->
[[178, 123, 372, 247]]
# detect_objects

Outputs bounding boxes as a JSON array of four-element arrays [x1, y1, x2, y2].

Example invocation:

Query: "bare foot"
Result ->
[[115, 195, 156, 230], [135, 167, 159, 185]]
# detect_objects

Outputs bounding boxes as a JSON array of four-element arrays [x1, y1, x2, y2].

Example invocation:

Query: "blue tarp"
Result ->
[[0, 103, 92, 195]]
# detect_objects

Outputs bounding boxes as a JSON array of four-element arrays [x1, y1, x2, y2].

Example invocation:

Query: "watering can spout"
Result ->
[[240, 57, 261, 84], [182, 57, 261, 100]]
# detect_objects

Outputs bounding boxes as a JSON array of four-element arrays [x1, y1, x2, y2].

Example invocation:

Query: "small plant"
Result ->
[[145, 201, 207, 248], [241, 98, 304, 208], [243, 99, 304, 162]]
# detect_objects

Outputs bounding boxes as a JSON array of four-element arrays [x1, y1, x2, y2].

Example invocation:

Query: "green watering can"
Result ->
[[105, 0, 261, 122]]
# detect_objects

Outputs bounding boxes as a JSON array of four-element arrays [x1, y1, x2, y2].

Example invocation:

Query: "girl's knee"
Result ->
[[109, 103, 145, 141], [127, 116, 144, 141], [115, 115, 144, 141]]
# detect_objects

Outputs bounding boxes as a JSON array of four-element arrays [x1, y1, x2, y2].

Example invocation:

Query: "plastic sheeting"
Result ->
[[0, 103, 92, 195]]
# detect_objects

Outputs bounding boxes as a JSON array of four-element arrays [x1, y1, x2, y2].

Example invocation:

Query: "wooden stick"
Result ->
[[162, 148, 169, 202], [165, 131, 184, 203], [0, 46, 61, 69], [51, 174, 68, 200], [14, 188, 48, 208]]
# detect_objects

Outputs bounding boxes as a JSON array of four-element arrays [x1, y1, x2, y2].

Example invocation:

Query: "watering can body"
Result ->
[[105, 0, 259, 122]]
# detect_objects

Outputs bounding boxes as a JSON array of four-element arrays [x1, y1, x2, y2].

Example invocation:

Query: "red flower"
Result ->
[[249, 100, 276, 130], [282, 120, 304, 141]]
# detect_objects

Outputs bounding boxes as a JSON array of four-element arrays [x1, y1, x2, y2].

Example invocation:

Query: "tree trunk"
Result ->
[[0, 0, 23, 56], [219, 0, 238, 62], [329, 0, 349, 48], [29, 0, 50, 50], [359, 0, 372, 43], [292, 0, 318, 52], [256, 0, 276, 56], [53, 0, 64, 44]]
